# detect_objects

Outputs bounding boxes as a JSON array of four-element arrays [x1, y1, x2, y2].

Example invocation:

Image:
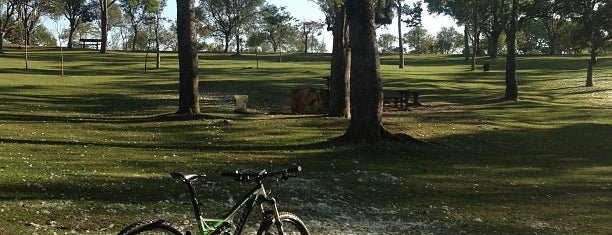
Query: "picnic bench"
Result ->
[[79, 38, 102, 50], [383, 90, 421, 109]]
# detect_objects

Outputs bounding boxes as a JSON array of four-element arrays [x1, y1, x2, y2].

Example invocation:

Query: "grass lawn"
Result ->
[[0, 47, 610, 234]]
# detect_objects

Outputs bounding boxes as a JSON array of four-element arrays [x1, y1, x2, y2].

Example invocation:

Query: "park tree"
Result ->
[[98, 0, 118, 53], [0, 0, 18, 53], [560, 0, 611, 87], [377, 33, 397, 53], [198, 0, 264, 54], [399, 0, 422, 62], [485, 0, 511, 58], [145, 0, 166, 68], [404, 26, 432, 54], [176, 0, 199, 114], [426, 0, 492, 68], [52, 0, 96, 48], [523, 0, 567, 55], [259, 4, 295, 53], [434, 26, 463, 54], [120, 0, 160, 51], [15, 0, 52, 46], [299, 20, 325, 54], [396, 0, 404, 67], [343, 0, 389, 143], [504, 0, 518, 100], [316, 0, 351, 118]]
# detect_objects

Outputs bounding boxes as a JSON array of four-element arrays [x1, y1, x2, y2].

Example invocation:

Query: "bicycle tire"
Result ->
[[257, 212, 309, 235], [117, 220, 183, 235]]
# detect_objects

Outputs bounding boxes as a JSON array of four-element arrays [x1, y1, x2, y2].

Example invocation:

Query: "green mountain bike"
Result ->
[[117, 166, 309, 235]]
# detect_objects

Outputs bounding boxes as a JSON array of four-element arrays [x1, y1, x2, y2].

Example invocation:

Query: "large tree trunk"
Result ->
[[99, 0, 109, 53], [176, 0, 200, 114], [586, 48, 596, 87], [329, 6, 350, 118], [343, 0, 387, 143], [68, 20, 77, 49], [488, 29, 502, 58], [224, 34, 230, 53], [397, 1, 404, 69], [504, 0, 518, 101]]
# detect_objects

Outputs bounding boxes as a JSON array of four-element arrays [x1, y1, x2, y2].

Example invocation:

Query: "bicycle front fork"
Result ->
[[261, 197, 285, 234]]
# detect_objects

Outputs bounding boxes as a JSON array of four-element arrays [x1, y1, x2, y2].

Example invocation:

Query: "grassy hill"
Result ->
[[0, 47, 610, 234]]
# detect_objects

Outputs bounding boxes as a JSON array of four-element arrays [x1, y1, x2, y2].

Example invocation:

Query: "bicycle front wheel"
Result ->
[[257, 212, 309, 235], [117, 220, 183, 235]]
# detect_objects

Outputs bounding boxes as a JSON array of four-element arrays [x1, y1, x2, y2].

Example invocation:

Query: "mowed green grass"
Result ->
[[0, 47, 611, 234]]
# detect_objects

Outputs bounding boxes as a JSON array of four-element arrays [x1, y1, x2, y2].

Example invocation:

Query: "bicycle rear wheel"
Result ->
[[257, 212, 309, 235], [117, 220, 183, 235]]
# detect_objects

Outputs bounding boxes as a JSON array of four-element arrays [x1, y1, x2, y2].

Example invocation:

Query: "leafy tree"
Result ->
[[484, 0, 511, 58], [120, 0, 159, 51], [15, 0, 52, 45], [377, 33, 397, 53], [198, 0, 264, 54], [144, 0, 166, 68], [176, 0, 199, 114], [426, 0, 492, 69], [397, 0, 422, 66], [259, 4, 295, 53], [434, 26, 462, 54], [523, 0, 567, 55], [0, 0, 18, 53], [299, 20, 325, 54], [560, 0, 611, 87], [30, 23, 56, 46], [52, 0, 97, 48], [404, 26, 433, 54], [97, 0, 118, 53]]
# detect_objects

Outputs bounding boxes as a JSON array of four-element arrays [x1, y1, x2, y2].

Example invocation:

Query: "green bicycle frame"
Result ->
[[186, 179, 268, 235]]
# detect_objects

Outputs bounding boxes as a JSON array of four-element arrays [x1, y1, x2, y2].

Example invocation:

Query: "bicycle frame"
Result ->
[[183, 178, 278, 235]]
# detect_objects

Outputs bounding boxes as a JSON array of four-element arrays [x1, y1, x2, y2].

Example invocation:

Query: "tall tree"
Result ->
[[486, 0, 510, 58], [299, 20, 325, 54], [343, 0, 389, 143], [53, 0, 96, 48], [523, 0, 566, 55], [147, 0, 166, 68], [560, 0, 611, 87], [434, 26, 463, 54], [504, 0, 518, 100], [259, 4, 295, 53], [401, 1, 422, 56], [16, 0, 51, 45], [0, 0, 18, 53], [426, 0, 491, 69], [316, 0, 351, 118], [120, 0, 159, 51], [377, 33, 397, 53], [176, 0, 199, 114], [396, 0, 404, 68], [198, 0, 264, 53], [98, 0, 117, 53]]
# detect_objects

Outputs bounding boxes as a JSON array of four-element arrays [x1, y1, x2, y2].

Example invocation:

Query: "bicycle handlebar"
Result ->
[[221, 166, 302, 183]]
